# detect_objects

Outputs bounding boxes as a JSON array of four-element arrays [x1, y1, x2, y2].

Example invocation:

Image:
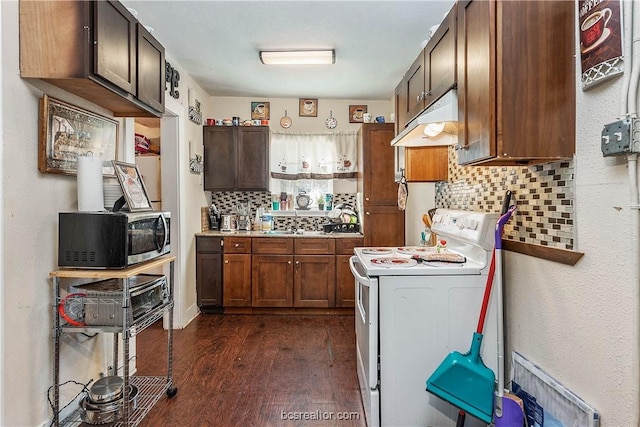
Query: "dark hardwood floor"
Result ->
[[135, 314, 366, 427]]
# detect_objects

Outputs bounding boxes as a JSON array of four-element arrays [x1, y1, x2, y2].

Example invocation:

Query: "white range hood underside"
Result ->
[[391, 90, 458, 147]]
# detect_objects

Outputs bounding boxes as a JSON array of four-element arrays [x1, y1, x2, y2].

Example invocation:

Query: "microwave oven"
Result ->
[[58, 211, 170, 269], [68, 274, 169, 326]]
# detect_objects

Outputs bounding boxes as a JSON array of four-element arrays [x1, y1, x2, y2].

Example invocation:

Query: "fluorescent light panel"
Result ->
[[260, 50, 335, 65]]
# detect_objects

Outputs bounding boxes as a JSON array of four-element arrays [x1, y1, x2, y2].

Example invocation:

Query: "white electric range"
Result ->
[[350, 209, 501, 427]]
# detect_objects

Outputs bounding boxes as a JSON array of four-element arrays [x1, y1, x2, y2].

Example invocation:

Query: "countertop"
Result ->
[[196, 230, 363, 239]]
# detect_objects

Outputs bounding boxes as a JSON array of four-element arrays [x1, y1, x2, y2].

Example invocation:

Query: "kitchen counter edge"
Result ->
[[196, 230, 363, 239]]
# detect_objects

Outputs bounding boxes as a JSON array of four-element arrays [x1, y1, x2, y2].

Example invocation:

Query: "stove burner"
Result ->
[[370, 258, 418, 267], [396, 246, 437, 255], [362, 248, 393, 255]]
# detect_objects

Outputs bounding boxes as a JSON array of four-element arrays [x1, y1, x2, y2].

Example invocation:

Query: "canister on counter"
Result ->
[[261, 214, 273, 231], [324, 193, 334, 211]]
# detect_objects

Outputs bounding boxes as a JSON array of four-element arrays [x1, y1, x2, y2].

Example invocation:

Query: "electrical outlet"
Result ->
[[601, 118, 632, 156]]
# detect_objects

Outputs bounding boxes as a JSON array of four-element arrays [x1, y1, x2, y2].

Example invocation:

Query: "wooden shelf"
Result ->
[[502, 240, 583, 266], [50, 255, 176, 279]]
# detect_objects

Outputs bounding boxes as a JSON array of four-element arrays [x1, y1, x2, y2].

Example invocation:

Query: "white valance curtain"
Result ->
[[270, 131, 358, 180]]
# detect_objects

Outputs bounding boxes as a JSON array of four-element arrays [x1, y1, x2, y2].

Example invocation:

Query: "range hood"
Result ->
[[391, 90, 458, 147]]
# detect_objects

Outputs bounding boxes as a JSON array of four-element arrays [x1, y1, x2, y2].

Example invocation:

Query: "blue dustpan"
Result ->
[[426, 332, 495, 424]]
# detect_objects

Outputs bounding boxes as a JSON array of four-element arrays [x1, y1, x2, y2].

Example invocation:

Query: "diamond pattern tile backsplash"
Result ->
[[210, 192, 357, 231], [436, 147, 575, 250]]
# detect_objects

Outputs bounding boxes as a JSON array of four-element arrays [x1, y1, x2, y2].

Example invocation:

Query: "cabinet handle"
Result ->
[[366, 212, 370, 216], [224, 260, 229, 264], [288, 261, 292, 265], [295, 261, 300, 265], [234, 243, 239, 247], [365, 197, 370, 201]]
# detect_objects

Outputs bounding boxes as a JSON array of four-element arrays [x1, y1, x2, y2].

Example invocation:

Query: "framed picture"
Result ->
[[38, 95, 119, 176], [112, 160, 153, 212], [251, 101, 270, 120], [299, 98, 318, 117], [349, 105, 368, 123]]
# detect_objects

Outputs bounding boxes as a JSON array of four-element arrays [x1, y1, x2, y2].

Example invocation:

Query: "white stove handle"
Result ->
[[349, 256, 369, 283]]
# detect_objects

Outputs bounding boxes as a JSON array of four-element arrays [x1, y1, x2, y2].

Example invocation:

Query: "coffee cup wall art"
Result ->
[[579, 0, 623, 90]]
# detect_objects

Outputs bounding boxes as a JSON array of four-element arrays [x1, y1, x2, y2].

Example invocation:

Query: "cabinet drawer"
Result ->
[[294, 239, 336, 255], [252, 238, 293, 254], [224, 237, 252, 253], [196, 236, 222, 253], [335, 238, 364, 255]]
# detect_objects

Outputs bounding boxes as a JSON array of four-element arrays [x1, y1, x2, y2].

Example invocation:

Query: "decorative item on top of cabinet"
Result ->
[[196, 236, 223, 312], [357, 123, 405, 247], [20, 0, 165, 118], [456, 0, 575, 165], [203, 126, 270, 191], [223, 237, 252, 307]]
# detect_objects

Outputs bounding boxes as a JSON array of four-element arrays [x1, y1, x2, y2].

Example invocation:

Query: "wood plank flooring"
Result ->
[[135, 314, 366, 427]]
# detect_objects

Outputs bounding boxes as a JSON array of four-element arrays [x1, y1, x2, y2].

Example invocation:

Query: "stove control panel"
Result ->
[[431, 209, 499, 250]]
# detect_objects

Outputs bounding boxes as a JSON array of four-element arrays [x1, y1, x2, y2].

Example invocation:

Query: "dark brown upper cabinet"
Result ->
[[456, 0, 575, 165], [396, 7, 457, 131], [203, 126, 270, 192], [20, 0, 165, 117]]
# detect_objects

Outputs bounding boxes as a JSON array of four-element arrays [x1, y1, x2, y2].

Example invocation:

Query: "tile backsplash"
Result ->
[[210, 192, 357, 231], [436, 147, 575, 250]]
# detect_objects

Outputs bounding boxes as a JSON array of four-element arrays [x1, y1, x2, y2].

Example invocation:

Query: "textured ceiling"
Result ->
[[121, 0, 455, 100]]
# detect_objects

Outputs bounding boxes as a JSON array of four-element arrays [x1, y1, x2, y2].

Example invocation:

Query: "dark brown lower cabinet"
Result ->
[[335, 238, 363, 308], [223, 254, 252, 307], [196, 236, 223, 312], [252, 255, 294, 307], [294, 255, 336, 308]]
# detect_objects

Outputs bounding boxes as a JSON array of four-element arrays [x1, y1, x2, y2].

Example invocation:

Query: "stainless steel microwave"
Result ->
[[58, 211, 170, 269]]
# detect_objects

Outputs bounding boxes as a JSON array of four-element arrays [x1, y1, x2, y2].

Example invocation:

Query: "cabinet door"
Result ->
[[196, 252, 222, 308], [252, 255, 293, 307], [405, 146, 449, 182], [335, 255, 355, 308], [203, 127, 235, 191], [223, 254, 252, 307], [361, 124, 398, 206], [136, 24, 165, 113], [94, 1, 137, 95], [394, 79, 408, 133], [424, 7, 456, 106], [294, 255, 335, 308], [456, 0, 495, 165], [363, 205, 405, 247], [406, 50, 426, 123], [236, 127, 269, 191]]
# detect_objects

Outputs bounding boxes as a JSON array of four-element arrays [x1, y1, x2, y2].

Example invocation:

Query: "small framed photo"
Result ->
[[349, 105, 368, 123], [251, 101, 270, 120], [39, 95, 119, 176], [112, 160, 153, 212], [299, 98, 318, 117]]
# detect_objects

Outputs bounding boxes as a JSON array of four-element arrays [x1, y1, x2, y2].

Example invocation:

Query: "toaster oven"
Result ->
[[69, 274, 169, 326]]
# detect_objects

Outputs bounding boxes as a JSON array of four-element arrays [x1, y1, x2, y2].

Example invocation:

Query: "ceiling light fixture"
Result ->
[[259, 50, 335, 65]]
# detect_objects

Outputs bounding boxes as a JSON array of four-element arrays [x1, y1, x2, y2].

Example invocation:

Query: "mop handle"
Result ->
[[476, 206, 516, 334]]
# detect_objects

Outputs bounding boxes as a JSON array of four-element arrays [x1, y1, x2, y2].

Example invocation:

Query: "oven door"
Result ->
[[349, 256, 380, 427]]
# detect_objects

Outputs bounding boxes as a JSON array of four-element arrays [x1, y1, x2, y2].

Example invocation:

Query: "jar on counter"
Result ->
[[261, 214, 273, 231]]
